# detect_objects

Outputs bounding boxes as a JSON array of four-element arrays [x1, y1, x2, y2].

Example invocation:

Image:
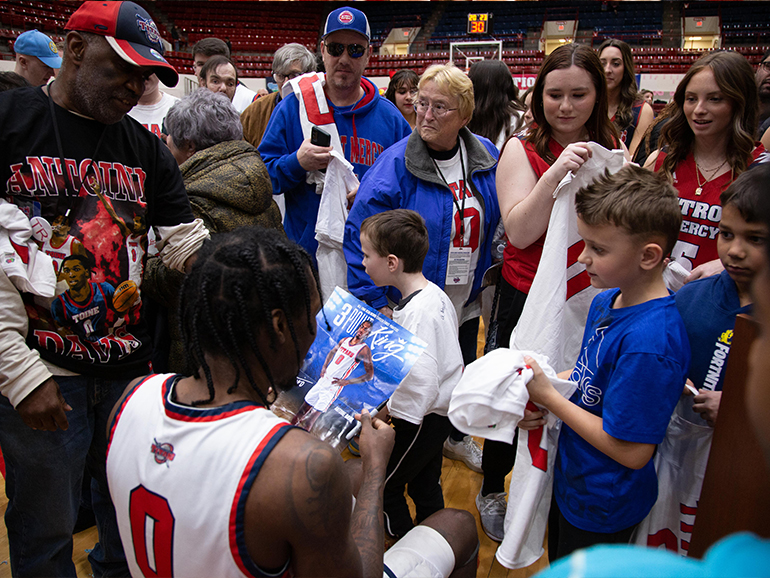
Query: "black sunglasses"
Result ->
[[325, 42, 366, 59]]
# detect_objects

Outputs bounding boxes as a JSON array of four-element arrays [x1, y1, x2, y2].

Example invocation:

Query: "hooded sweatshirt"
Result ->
[[258, 77, 411, 258]]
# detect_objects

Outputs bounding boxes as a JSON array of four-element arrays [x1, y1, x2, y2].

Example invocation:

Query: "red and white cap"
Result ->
[[65, 1, 178, 87]]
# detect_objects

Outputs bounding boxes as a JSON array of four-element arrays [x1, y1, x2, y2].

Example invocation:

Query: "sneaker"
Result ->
[[443, 436, 483, 472], [475, 490, 507, 542]]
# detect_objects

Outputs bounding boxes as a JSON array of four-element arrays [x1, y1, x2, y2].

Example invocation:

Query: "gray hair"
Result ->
[[165, 88, 243, 151], [272, 43, 315, 76]]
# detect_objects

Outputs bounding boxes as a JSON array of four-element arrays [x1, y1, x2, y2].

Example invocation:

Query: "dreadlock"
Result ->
[[178, 226, 321, 406]]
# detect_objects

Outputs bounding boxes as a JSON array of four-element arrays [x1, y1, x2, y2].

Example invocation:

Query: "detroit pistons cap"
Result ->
[[14, 30, 62, 68], [322, 7, 370, 41], [65, 1, 178, 87]]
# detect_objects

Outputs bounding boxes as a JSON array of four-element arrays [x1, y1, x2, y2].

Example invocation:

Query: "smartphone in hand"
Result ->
[[310, 125, 331, 147]]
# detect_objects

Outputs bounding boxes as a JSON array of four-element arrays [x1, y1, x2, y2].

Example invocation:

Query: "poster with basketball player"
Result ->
[[272, 287, 427, 450]]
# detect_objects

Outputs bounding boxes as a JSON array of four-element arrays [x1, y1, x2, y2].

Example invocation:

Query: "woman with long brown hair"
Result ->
[[598, 38, 654, 157], [477, 43, 619, 544], [467, 59, 525, 149], [645, 50, 764, 282]]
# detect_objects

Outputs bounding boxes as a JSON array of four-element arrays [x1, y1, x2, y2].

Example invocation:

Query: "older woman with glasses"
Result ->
[[346, 64, 499, 330], [344, 65, 501, 521]]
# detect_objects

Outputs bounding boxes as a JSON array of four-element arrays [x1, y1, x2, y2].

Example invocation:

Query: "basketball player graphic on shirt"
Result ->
[[39, 214, 87, 281], [50, 254, 117, 342], [93, 181, 147, 286], [293, 320, 375, 432]]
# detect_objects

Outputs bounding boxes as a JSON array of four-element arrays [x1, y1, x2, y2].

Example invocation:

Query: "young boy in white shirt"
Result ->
[[360, 209, 464, 539]]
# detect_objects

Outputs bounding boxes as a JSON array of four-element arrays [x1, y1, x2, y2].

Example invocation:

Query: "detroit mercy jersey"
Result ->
[[304, 337, 367, 412], [434, 141, 485, 324], [107, 374, 293, 578]]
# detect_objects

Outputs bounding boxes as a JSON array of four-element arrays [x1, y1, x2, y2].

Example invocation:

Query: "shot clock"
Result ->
[[467, 13, 493, 35]]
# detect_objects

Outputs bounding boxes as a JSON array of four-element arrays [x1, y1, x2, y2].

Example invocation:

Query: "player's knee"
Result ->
[[420, 508, 478, 564]]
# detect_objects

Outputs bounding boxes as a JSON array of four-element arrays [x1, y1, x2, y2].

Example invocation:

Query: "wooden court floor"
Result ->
[[0, 324, 550, 577]]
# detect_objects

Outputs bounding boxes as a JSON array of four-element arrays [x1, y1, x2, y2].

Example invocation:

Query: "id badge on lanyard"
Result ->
[[446, 246, 471, 285], [433, 146, 473, 286]]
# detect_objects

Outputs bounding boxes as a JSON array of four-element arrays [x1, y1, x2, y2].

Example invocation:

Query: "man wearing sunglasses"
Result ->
[[259, 6, 411, 263]]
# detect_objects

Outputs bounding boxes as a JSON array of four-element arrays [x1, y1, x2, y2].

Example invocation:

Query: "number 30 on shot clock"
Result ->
[[467, 13, 492, 35]]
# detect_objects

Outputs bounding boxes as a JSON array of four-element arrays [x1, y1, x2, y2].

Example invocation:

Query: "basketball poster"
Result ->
[[272, 287, 427, 450]]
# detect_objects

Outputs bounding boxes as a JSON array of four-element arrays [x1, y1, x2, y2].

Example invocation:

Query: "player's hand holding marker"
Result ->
[[355, 409, 395, 472]]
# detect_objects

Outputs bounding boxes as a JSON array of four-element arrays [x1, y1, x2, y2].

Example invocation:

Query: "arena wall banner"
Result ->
[[271, 287, 427, 450]]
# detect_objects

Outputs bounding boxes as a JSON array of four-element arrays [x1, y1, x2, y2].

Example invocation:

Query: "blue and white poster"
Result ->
[[272, 287, 427, 450]]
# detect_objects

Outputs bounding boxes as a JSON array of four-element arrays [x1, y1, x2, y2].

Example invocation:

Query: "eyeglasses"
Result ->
[[276, 70, 303, 81], [414, 100, 459, 117], [324, 42, 366, 59], [759, 61, 770, 72]]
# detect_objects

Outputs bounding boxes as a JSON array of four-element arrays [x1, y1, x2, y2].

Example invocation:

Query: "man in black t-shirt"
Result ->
[[0, 2, 208, 576]]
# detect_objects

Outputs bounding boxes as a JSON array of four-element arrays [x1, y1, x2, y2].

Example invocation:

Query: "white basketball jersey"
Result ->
[[107, 374, 293, 578], [305, 337, 367, 412], [42, 235, 76, 275], [327, 337, 367, 381], [126, 235, 145, 286], [632, 400, 713, 555], [496, 402, 566, 570]]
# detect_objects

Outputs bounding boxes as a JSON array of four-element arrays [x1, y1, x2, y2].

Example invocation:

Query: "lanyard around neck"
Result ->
[[431, 144, 468, 240], [47, 83, 107, 218]]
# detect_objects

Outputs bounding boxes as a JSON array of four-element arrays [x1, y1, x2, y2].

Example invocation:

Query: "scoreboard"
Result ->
[[467, 13, 493, 35]]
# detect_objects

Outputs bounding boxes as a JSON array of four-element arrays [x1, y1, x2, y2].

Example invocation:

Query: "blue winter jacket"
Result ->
[[344, 127, 501, 310], [258, 77, 411, 258]]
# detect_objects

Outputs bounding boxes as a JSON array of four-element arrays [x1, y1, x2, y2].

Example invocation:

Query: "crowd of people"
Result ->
[[1, 2, 770, 577]]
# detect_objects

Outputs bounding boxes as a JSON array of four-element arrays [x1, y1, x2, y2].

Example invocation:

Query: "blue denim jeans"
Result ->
[[0, 375, 132, 577]]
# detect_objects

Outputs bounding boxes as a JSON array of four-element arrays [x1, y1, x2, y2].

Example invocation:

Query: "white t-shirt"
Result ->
[[232, 83, 257, 114], [432, 141, 485, 324], [127, 92, 179, 139], [388, 282, 463, 424], [495, 111, 525, 151]]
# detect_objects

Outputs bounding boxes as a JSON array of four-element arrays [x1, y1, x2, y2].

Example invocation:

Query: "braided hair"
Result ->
[[178, 226, 321, 406]]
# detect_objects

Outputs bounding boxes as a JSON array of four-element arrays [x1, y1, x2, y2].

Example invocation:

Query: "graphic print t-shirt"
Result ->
[[0, 87, 193, 377]]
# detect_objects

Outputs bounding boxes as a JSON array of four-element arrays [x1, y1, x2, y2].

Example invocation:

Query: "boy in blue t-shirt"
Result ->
[[632, 165, 770, 554], [676, 169, 768, 425], [522, 165, 690, 561]]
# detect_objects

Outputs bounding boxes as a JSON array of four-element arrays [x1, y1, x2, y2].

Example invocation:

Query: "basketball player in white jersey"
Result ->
[[105, 227, 478, 578], [294, 319, 375, 431], [39, 214, 87, 279]]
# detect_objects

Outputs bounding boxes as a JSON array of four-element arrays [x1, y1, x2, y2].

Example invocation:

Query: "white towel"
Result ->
[[448, 349, 573, 443], [315, 151, 358, 301], [288, 72, 359, 301]]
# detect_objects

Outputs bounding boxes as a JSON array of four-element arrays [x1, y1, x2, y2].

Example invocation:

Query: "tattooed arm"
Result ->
[[243, 411, 394, 578], [349, 411, 395, 576]]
